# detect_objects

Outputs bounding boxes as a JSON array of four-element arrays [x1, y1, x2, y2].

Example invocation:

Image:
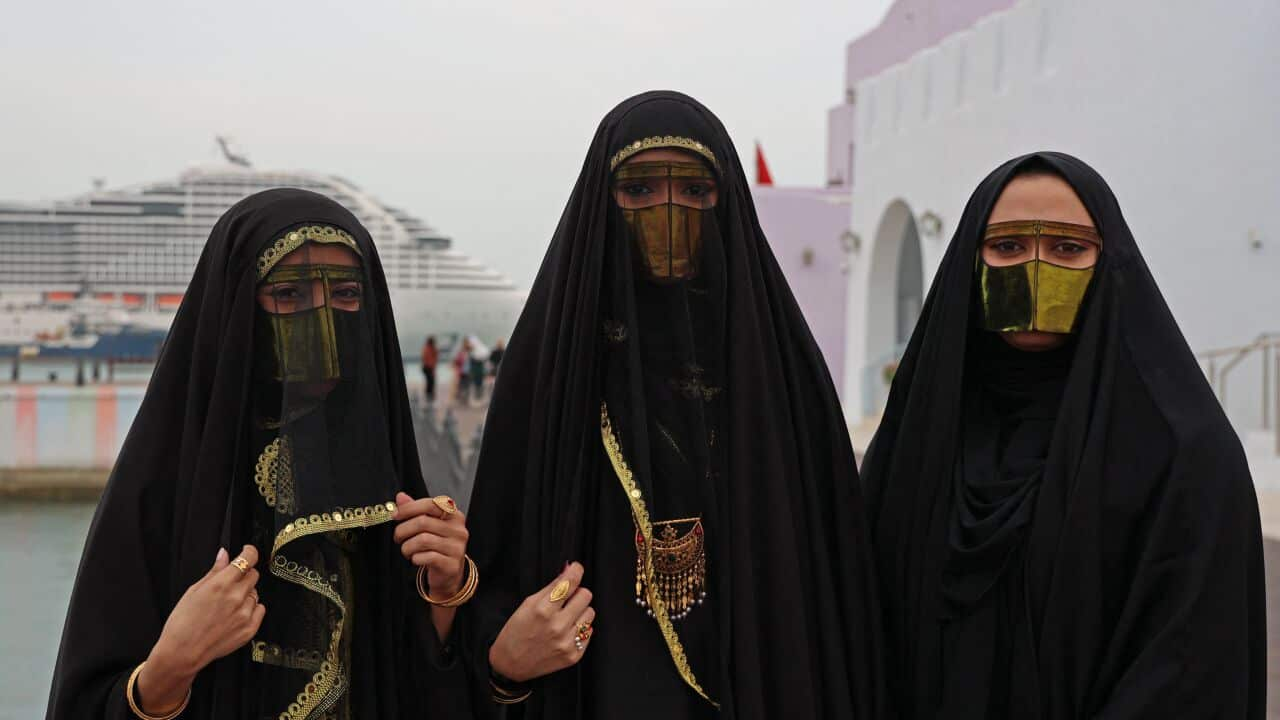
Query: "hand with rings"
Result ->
[[574, 621, 594, 652], [489, 562, 596, 683], [135, 545, 266, 716], [393, 492, 470, 598]]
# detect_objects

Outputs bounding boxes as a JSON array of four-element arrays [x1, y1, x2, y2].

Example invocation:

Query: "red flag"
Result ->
[[755, 141, 774, 186]]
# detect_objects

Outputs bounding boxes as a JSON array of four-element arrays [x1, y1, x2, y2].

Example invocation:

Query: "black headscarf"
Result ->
[[47, 189, 470, 719], [466, 91, 889, 719], [940, 331, 1073, 617], [861, 152, 1266, 718]]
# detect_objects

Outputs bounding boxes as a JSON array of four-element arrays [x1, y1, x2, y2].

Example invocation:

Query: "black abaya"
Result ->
[[861, 152, 1266, 719], [938, 333, 1070, 717], [465, 91, 889, 719], [46, 190, 470, 719]]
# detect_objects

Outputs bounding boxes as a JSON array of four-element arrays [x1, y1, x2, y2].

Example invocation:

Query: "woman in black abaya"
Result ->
[[47, 189, 474, 719], [464, 91, 888, 719], [861, 152, 1266, 718]]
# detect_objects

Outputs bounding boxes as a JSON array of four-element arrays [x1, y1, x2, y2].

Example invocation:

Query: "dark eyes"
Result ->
[[618, 182, 716, 198], [621, 183, 653, 196], [263, 282, 362, 302], [988, 239, 1091, 255], [1052, 241, 1089, 255], [332, 284, 362, 300], [268, 284, 303, 301]]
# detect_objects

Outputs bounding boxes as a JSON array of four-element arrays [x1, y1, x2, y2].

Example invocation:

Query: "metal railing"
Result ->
[[1197, 332, 1280, 456]]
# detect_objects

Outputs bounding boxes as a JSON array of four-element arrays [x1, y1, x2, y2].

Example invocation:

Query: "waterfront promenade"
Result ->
[[5, 386, 1280, 717], [0, 379, 487, 499]]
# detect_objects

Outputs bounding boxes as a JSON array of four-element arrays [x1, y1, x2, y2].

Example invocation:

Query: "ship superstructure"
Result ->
[[0, 160, 524, 357]]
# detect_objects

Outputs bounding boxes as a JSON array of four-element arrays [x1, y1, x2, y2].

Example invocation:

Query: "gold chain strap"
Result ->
[[601, 402, 718, 708]]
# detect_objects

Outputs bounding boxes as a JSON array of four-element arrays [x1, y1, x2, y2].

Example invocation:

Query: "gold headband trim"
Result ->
[[984, 219, 1101, 244], [610, 136, 719, 172], [257, 224, 362, 279]]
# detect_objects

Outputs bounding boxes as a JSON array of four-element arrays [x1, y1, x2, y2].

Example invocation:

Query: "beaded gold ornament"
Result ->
[[634, 516, 707, 621], [609, 135, 719, 172], [256, 224, 360, 279]]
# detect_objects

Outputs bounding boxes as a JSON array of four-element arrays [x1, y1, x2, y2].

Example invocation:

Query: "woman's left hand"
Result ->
[[393, 492, 469, 597]]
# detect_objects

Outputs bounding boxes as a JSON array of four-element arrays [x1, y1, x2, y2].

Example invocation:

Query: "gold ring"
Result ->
[[432, 495, 458, 517], [576, 622, 593, 642], [231, 557, 250, 573], [548, 579, 571, 604]]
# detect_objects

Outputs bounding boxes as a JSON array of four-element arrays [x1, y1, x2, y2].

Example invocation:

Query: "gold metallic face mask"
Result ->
[[613, 160, 718, 282], [977, 219, 1101, 334], [256, 263, 364, 384]]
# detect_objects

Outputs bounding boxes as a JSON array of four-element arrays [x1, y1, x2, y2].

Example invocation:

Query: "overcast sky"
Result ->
[[0, 0, 893, 287]]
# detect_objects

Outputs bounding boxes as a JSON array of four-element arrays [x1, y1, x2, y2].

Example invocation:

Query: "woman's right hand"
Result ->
[[488, 562, 596, 683], [136, 545, 265, 713]]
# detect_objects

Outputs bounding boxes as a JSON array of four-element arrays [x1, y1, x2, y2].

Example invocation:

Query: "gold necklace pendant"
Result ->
[[634, 516, 707, 621]]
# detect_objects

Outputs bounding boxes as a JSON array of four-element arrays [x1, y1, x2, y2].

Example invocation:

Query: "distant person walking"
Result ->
[[421, 335, 439, 403], [488, 338, 505, 378], [467, 336, 489, 404], [453, 336, 471, 404]]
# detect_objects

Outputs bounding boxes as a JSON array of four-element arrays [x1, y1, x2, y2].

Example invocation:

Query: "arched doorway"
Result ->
[[896, 218, 923, 345], [862, 199, 923, 417]]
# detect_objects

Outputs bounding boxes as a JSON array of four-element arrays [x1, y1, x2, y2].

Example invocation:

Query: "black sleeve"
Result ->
[[1092, 439, 1265, 719]]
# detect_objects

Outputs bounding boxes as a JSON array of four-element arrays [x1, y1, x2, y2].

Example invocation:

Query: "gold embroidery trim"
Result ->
[[257, 224, 361, 279], [251, 640, 325, 671], [654, 422, 687, 464], [271, 501, 398, 557], [260, 499, 396, 719], [602, 319, 628, 344], [670, 363, 722, 402], [601, 402, 718, 707], [254, 438, 296, 514], [269, 553, 348, 719], [609, 136, 719, 172]]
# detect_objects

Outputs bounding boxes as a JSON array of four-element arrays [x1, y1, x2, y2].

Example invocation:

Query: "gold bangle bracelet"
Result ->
[[126, 662, 191, 720], [489, 676, 532, 704], [416, 555, 479, 607], [493, 691, 533, 705], [417, 555, 478, 607]]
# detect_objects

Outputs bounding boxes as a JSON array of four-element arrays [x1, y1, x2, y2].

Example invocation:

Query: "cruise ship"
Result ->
[[0, 144, 525, 360]]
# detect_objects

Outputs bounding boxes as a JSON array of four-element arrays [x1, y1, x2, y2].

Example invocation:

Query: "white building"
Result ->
[[835, 0, 1280, 452]]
